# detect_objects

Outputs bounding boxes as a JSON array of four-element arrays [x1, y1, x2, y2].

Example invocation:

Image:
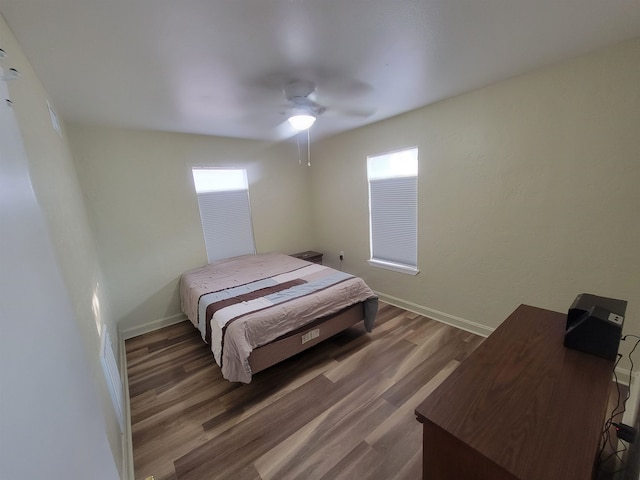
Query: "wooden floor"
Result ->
[[126, 302, 628, 480], [125, 302, 484, 480]]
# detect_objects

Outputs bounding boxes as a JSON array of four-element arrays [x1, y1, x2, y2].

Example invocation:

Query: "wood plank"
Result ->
[[128, 302, 477, 479], [174, 375, 338, 480], [126, 302, 622, 479]]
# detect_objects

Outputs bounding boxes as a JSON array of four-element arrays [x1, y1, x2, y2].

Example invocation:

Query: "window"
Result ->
[[367, 147, 419, 275], [192, 168, 256, 263]]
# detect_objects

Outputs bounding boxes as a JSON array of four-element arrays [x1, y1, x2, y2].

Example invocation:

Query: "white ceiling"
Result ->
[[1, 0, 639, 142]]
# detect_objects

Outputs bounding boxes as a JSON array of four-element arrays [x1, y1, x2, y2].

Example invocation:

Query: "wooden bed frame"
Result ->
[[248, 302, 365, 374]]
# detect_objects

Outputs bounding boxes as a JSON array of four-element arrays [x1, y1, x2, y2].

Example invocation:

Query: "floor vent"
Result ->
[[101, 326, 124, 432]]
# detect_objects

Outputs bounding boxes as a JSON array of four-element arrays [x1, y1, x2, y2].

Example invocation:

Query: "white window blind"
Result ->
[[367, 148, 419, 275], [192, 169, 256, 262]]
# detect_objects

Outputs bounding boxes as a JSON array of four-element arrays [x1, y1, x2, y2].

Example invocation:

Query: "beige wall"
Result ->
[[0, 15, 122, 477], [67, 125, 315, 333], [311, 39, 640, 362]]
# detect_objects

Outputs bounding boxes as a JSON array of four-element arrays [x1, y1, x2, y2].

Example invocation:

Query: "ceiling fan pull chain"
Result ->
[[296, 133, 302, 165]]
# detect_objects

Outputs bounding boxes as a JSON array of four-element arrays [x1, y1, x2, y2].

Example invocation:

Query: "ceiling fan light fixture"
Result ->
[[288, 113, 316, 131]]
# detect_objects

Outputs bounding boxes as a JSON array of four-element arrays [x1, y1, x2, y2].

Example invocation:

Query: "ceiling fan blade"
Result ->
[[274, 119, 300, 141], [324, 104, 376, 118]]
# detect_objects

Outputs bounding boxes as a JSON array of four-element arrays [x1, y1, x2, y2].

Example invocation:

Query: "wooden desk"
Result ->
[[415, 305, 614, 480]]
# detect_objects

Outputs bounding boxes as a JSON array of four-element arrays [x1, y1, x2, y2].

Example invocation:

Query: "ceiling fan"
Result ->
[[262, 75, 375, 165], [277, 79, 327, 166], [283, 79, 326, 131]]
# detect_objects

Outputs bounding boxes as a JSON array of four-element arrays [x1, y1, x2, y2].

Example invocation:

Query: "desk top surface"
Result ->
[[415, 304, 614, 480]]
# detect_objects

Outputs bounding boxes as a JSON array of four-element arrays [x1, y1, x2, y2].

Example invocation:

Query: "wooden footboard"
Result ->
[[248, 302, 365, 375]]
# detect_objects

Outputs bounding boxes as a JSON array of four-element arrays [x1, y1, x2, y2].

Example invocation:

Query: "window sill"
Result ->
[[368, 259, 419, 275]]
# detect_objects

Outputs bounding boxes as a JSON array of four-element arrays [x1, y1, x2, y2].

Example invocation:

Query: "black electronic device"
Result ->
[[564, 293, 627, 361]]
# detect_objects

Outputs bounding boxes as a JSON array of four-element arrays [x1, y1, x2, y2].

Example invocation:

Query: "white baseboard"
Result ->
[[615, 367, 633, 387], [120, 312, 187, 340], [375, 291, 495, 338], [622, 372, 640, 426], [119, 334, 134, 480]]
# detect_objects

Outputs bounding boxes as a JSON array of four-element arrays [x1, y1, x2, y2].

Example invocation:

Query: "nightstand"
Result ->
[[290, 250, 323, 264]]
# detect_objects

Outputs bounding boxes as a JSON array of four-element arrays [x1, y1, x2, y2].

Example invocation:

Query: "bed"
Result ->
[[180, 252, 378, 383]]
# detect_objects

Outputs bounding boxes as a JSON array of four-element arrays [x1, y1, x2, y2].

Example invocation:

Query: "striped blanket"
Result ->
[[180, 253, 378, 383]]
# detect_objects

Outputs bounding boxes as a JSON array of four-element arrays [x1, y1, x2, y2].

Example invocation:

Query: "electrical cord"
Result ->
[[597, 354, 623, 473], [597, 335, 640, 477], [599, 439, 628, 477], [601, 441, 628, 466], [620, 336, 640, 417], [608, 381, 627, 465]]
